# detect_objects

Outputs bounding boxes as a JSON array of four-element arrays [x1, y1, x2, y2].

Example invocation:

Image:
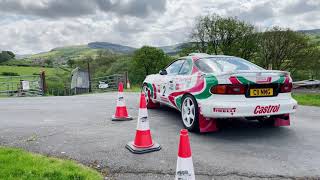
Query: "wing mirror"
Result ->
[[159, 69, 167, 75]]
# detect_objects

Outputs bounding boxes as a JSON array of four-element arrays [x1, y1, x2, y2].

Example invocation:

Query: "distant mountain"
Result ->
[[158, 43, 190, 55], [15, 42, 189, 66], [298, 29, 320, 35], [88, 41, 189, 55], [88, 42, 136, 54]]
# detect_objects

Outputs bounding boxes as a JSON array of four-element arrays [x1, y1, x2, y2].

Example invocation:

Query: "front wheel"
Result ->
[[142, 84, 160, 109], [181, 94, 199, 132]]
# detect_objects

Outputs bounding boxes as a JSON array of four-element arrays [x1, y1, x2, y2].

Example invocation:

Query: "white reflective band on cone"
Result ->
[[136, 108, 149, 131], [175, 157, 195, 180], [117, 92, 126, 107]]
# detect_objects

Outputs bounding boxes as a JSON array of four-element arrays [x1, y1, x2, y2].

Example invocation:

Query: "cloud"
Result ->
[[0, 0, 167, 18], [0, 0, 96, 18], [96, 0, 166, 18], [0, 0, 320, 54], [236, 2, 275, 22], [283, 0, 320, 15]]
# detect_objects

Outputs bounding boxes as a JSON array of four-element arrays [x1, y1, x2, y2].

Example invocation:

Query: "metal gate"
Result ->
[[90, 74, 126, 93], [0, 74, 44, 97]]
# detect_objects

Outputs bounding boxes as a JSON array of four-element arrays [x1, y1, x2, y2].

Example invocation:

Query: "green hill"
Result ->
[[27, 45, 102, 65], [9, 42, 188, 66], [299, 29, 320, 45]]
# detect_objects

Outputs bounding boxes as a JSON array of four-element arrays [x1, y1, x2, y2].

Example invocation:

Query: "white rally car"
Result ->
[[142, 53, 297, 133]]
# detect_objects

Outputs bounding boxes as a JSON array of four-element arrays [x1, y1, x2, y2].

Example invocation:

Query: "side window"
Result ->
[[179, 60, 192, 75], [166, 60, 185, 75], [195, 60, 214, 73]]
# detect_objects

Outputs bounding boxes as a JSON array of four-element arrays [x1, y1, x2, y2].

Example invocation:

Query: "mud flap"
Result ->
[[274, 114, 290, 127], [198, 107, 218, 133]]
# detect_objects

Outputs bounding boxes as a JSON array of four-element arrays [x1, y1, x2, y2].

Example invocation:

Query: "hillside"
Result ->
[[28, 45, 101, 64], [299, 29, 320, 44], [9, 42, 188, 66], [298, 29, 320, 35], [88, 42, 136, 54], [88, 41, 188, 55]]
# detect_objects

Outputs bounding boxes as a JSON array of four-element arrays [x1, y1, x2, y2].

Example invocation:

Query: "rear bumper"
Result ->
[[198, 93, 297, 118]]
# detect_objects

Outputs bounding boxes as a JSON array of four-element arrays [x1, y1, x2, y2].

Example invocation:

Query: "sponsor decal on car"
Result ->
[[254, 104, 280, 114], [256, 76, 272, 84], [213, 108, 236, 115]]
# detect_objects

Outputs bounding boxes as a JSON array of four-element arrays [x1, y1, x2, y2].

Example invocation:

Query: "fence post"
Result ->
[[124, 71, 128, 89], [40, 71, 46, 95], [87, 62, 92, 93]]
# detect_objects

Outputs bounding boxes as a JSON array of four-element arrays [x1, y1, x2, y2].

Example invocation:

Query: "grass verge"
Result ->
[[0, 146, 102, 180], [292, 93, 320, 107], [124, 84, 142, 92]]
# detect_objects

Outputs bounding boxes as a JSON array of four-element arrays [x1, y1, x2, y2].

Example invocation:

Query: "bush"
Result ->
[[1, 72, 19, 76], [46, 76, 67, 96]]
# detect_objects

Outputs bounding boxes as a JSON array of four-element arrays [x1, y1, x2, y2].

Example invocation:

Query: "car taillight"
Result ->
[[280, 82, 292, 93], [210, 84, 246, 94]]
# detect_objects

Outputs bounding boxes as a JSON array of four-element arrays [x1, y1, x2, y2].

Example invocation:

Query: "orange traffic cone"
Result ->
[[112, 82, 132, 121], [175, 129, 195, 180], [126, 93, 161, 154]]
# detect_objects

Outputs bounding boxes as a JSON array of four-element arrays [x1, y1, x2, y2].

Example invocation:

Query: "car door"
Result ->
[[159, 59, 185, 105], [170, 58, 193, 103]]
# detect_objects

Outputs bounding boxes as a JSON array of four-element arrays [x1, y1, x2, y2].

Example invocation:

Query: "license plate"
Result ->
[[249, 88, 273, 97]]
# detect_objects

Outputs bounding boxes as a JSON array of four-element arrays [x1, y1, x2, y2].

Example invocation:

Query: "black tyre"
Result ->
[[142, 84, 159, 109], [181, 94, 199, 132]]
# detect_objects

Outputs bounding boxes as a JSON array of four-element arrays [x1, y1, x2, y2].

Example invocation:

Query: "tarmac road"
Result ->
[[1, 93, 320, 180]]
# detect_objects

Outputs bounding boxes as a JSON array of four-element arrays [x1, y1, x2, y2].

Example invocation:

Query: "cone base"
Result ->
[[126, 141, 161, 154], [111, 115, 133, 121]]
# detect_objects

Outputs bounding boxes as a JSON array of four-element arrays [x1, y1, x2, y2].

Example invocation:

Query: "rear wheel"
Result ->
[[181, 94, 199, 132]]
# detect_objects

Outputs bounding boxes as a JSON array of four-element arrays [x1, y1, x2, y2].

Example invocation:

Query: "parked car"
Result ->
[[142, 53, 297, 132]]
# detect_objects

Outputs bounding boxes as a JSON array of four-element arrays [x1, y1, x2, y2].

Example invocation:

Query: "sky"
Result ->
[[0, 0, 320, 54]]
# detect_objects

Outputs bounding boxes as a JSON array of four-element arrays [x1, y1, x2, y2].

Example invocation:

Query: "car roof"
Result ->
[[184, 53, 235, 60]]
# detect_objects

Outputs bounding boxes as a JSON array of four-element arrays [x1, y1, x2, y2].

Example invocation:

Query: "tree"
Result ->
[[44, 59, 53, 66], [0, 51, 15, 63], [178, 43, 199, 57], [131, 46, 170, 84], [190, 14, 257, 59], [67, 59, 75, 68], [256, 27, 310, 70]]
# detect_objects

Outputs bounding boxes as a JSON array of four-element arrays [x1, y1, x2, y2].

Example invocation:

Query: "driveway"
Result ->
[[0, 93, 319, 179]]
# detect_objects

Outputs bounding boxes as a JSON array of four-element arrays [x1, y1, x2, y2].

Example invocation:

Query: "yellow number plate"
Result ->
[[249, 88, 273, 97]]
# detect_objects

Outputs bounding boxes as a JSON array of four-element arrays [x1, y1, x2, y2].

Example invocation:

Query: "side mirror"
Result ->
[[159, 69, 167, 75]]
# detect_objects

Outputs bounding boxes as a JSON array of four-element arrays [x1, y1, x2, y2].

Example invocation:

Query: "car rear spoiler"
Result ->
[[216, 70, 290, 77]]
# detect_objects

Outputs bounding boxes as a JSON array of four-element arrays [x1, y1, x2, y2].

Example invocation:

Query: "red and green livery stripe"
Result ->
[[229, 75, 287, 85], [173, 75, 218, 110]]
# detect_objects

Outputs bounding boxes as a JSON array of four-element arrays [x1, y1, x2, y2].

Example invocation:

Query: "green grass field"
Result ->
[[0, 65, 64, 77], [0, 146, 102, 180], [0, 66, 69, 95], [293, 93, 320, 107]]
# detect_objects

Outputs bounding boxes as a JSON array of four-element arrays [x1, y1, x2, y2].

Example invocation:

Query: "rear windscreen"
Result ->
[[194, 57, 264, 73]]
